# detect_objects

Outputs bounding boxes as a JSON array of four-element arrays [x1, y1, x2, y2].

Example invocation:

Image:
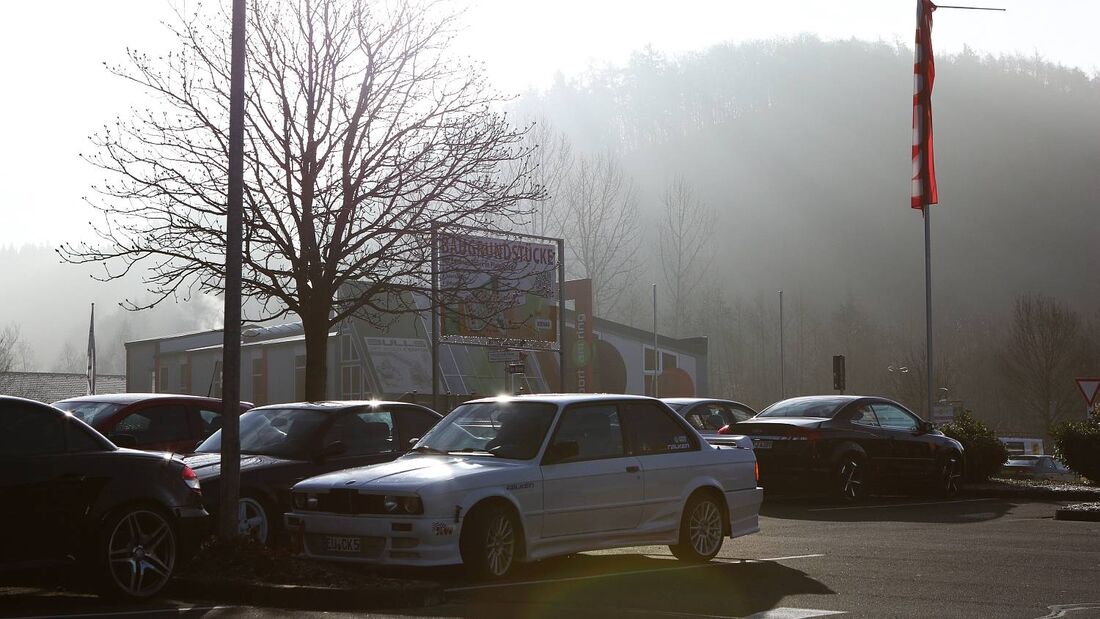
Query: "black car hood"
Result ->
[[180, 451, 300, 480]]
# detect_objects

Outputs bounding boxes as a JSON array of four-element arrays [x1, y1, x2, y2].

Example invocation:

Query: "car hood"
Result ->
[[180, 451, 299, 480], [293, 454, 529, 493]]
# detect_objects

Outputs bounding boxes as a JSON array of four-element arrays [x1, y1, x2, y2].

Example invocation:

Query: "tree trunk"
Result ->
[[303, 311, 331, 402]]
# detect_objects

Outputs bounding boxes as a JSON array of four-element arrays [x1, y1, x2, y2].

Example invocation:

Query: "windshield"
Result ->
[[759, 398, 848, 419], [52, 401, 124, 428], [664, 403, 686, 411], [413, 401, 558, 459], [197, 408, 328, 459]]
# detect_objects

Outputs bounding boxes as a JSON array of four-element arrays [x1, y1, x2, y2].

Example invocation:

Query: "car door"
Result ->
[[838, 404, 898, 479], [871, 402, 936, 479], [540, 403, 643, 538], [619, 401, 703, 530], [0, 402, 68, 563]]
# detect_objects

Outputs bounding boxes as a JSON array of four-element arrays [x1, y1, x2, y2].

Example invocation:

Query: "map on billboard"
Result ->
[[437, 233, 560, 349]]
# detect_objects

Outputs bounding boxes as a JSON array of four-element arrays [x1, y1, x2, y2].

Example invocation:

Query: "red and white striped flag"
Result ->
[[912, 0, 939, 209]]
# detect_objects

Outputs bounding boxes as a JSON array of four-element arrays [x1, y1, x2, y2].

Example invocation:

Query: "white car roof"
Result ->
[[461, 393, 660, 406]]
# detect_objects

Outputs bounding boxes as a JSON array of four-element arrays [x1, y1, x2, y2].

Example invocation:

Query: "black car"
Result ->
[[662, 397, 757, 444], [183, 400, 442, 544], [726, 395, 964, 500], [0, 396, 208, 599]]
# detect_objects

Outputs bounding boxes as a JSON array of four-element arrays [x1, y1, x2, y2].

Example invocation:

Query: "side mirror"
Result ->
[[319, 440, 346, 461], [545, 441, 579, 464], [918, 421, 934, 434], [408, 437, 420, 447], [109, 433, 138, 449]]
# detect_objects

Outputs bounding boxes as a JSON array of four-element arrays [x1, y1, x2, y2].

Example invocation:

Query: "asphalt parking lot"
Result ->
[[3, 496, 1099, 619]]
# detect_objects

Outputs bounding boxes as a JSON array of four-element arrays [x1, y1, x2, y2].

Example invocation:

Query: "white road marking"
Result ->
[[744, 608, 846, 619], [9, 606, 233, 619], [807, 498, 997, 512], [445, 553, 824, 593], [1034, 603, 1100, 618]]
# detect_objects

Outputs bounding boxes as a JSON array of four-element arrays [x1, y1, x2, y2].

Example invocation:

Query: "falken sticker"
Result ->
[[506, 481, 535, 491]]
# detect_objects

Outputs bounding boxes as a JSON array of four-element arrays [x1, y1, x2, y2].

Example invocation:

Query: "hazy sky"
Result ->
[[0, 0, 1096, 248]]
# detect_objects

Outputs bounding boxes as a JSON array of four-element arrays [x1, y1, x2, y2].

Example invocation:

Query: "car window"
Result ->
[[621, 402, 697, 455], [66, 419, 109, 452], [848, 405, 880, 427], [394, 408, 441, 447], [198, 408, 222, 437], [871, 403, 919, 431], [0, 404, 64, 456], [758, 397, 848, 418], [52, 401, 125, 427], [549, 404, 624, 463], [322, 411, 395, 457], [414, 402, 557, 459], [684, 404, 739, 432], [113, 405, 191, 445], [728, 404, 755, 422]]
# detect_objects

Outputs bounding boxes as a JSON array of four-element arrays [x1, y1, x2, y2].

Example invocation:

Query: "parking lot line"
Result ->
[[9, 606, 233, 619], [806, 498, 997, 512], [444, 553, 825, 593]]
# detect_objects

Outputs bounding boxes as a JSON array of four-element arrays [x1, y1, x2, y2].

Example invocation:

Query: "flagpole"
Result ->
[[923, 205, 933, 419]]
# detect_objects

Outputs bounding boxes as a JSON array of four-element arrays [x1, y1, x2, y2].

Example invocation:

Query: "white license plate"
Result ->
[[752, 439, 774, 450], [325, 536, 362, 553]]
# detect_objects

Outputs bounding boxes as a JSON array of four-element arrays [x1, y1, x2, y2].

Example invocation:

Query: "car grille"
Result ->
[[309, 489, 390, 515]]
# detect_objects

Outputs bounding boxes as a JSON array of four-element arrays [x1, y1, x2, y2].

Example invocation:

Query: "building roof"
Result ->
[[0, 372, 126, 405]]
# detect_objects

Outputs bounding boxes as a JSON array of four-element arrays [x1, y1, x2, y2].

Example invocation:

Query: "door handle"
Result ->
[[625, 465, 640, 473]]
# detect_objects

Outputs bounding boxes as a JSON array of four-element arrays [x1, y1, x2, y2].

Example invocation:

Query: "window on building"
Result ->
[[294, 354, 306, 401], [340, 334, 359, 362], [340, 365, 362, 400], [251, 356, 266, 406], [212, 360, 223, 399], [179, 360, 191, 395]]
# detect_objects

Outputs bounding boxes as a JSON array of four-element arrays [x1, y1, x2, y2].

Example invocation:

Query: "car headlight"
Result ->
[[384, 495, 423, 514], [292, 492, 318, 510]]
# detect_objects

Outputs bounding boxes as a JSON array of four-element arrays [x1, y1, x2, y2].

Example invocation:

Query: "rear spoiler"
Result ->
[[709, 435, 753, 450]]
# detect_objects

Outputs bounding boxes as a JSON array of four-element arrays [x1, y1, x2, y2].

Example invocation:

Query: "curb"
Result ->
[[170, 576, 445, 610], [1054, 508, 1100, 522], [964, 483, 1100, 503]]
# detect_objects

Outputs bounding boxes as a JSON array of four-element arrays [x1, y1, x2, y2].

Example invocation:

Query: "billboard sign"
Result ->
[[437, 233, 560, 349]]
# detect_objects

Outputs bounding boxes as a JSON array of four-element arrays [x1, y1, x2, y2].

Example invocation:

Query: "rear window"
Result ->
[[758, 398, 848, 419], [53, 401, 124, 427]]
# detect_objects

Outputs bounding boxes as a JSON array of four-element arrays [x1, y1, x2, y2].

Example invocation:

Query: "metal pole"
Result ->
[[557, 238, 566, 393], [778, 290, 784, 400], [924, 205, 934, 420], [218, 0, 246, 542], [652, 283, 659, 398], [431, 226, 440, 411]]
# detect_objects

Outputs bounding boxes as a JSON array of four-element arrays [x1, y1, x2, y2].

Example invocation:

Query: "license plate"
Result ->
[[752, 439, 773, 450], [325, 536, 362, 553]]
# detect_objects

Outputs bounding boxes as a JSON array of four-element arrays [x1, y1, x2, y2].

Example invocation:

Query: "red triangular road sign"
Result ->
[[1076, 378, 1100, 406]]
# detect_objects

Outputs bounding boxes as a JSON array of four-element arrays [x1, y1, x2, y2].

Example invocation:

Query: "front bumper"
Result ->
[[284, 511, 463, 567], [173, 505, 211, 556]]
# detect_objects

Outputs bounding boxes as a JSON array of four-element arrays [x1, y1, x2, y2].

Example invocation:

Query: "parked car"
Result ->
[[53, 393, 253, 453], [183, 400, 442, 545], [726, 395, 964, 500], [1002, 455, 1077, 482], [285, 394, 762, 579], [663, 398, 757, 444], [0, 396, 207, 599]]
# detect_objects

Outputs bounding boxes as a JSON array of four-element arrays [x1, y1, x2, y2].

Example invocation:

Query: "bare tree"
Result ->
[[517, 119, 574, 239], [54, 342, 85, 374], [0, 325, 19, 375], [657, 175, 714, 336], [558, 150, 641, 319], [1000, 294, 1090, 432], [59, 0, 542, 399]]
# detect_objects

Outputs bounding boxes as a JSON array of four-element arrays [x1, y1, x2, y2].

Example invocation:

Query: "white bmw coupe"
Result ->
[[285, 394, 762, 578]]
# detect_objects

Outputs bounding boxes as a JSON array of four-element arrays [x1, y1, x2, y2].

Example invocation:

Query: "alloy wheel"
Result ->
[[238, 497, 269, 544], [839, 459, 864, 500], [942, 457, 962, 495], [688, 499, 723, 557], [106, 509, 176, 598], [484, 514, 516, 577]]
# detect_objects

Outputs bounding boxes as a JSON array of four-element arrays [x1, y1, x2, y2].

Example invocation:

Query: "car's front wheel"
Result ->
[[670, 493, 725, 562], [238, 496, 270, 544], [461, 505, 520, 579], [933, 454, 963, 497], [98, 505, 177, 599]]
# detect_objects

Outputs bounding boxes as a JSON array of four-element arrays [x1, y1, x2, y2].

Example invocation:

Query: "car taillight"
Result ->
[[787, 427, 820, 442], [182, 466, 201, 494], [754, 461, 760, 484], [717, 425, 732, 435]]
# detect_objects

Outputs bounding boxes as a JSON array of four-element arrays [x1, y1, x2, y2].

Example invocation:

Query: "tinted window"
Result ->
[[322, 411, 395, 457], [52, 401, 124, 428], [66, 419, 109, 452], [395, 408, 441, 446], [684, 403, 751, 432], [622, 402, 697, 455], [550, 404, 624, 462], [848, 405, 880, 427], [872, 403, 919, 431], [113, 405, 190, 445], [198, 408, 328, 460], [0, 405, 64, 456], [198, 408, 222, 437], [759, 398, 849, 418]]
